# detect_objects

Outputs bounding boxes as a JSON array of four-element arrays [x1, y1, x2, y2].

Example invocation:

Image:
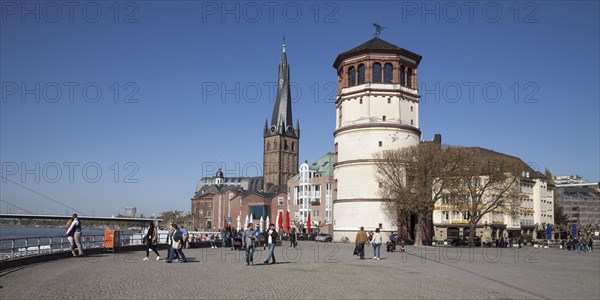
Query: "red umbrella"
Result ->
[[307, 212, 311, 234], [285, 210, 291, 233], [278, 211, 283, 233]]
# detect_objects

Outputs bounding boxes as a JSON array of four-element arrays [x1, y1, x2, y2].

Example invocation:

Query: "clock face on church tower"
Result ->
[[279, 79, 283, 84]]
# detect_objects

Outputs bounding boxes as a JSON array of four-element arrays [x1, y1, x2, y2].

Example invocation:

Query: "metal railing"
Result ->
[[0, 232, 174, 261], [0, 234, 104, 261]]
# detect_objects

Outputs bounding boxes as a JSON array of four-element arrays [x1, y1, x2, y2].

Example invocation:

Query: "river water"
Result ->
[[0, 226, 105, 239]]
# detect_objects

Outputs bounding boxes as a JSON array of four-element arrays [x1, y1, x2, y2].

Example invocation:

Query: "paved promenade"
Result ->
[[1, 242, 599, 299]]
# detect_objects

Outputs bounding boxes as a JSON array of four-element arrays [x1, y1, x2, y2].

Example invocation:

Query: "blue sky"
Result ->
[[1, 1, 598, 217]]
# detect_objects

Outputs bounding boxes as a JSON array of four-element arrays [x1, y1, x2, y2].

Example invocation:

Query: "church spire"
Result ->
[[268, 37, 295, 137]]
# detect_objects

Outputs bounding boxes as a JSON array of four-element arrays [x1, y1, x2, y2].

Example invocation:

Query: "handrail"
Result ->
[[0, 232, 169, 261]]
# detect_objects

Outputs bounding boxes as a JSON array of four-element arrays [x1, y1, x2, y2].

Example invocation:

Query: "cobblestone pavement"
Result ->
[[1, 242, 599, 299]]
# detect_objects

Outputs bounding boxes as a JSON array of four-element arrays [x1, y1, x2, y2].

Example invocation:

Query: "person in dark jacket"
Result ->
[[264, 223, 278, 264], [143, 222, 161, 261], [289, 226, 298, 249], [166, 223, 186, 263]]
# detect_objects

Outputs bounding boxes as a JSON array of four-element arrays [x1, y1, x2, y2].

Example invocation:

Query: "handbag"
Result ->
[[172, 240, 182, 250]]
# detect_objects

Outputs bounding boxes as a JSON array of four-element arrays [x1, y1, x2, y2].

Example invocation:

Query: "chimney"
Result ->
[[433, 134, 442, 145]]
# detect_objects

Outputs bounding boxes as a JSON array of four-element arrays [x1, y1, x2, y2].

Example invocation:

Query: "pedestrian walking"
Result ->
[[221, 229, 226, 248], [66, 214, 84, 257], [143, 222, 161, 261], [264, 223, 278, 264], [65, 217, 77, 257], [166, 223, 186, 263], [289, 226, 298, 249], [355, 226, 368, 259], [372, 228, 382, 260], [243, 223, 257, 266], [180, 226, 189, 249], [166, 226, 179, 261]]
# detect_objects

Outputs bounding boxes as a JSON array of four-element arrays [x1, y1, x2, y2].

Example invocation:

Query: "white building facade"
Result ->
[[332, 37, 423, 240], [431, 165, 555, 241]]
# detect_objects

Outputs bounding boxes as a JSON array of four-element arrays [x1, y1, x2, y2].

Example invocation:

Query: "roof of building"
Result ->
[[333, 37, 423, 69], [558, 186, 600, 198], [192, 185, 241, 199], [308, 152, 334, 176], [265, 40, 299, 138], [460, 147, 550, 181], [289, 152, 334, 180], [195, 176, 263, 193]]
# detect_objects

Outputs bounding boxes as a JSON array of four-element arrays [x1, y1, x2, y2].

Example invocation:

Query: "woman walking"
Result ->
[[143, 222, 161, 261], [372, 228, 382, 260], [166, 223, 187, 263]]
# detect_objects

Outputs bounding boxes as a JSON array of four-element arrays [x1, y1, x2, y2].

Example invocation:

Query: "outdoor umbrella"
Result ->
[[259, 216, 264, 234], [266, 216, 270, 228], [278, 211, 283, 233], [571, 224, 577, 238], [307, 212, 311, 234], [275, 213, 280, 232], [285, 210, 291, 233], [236, 214, 241, 231], [245, 215, 249, 228], [250, 213, 254, 225], [546, 224, 552, 240]]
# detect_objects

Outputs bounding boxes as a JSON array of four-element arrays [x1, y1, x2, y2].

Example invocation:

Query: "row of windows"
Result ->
[[347, 63, 413, 87], [266, 140, 295, 152], [440, 211, 480, 220]]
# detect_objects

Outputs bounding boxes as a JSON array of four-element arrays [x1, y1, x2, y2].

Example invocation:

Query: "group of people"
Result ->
[[65, 214, 84, 257], [141, 221, 188, 263], [242, 222, 279, 266], [355, 227, 383, 260], [562, 237, 594, 252]]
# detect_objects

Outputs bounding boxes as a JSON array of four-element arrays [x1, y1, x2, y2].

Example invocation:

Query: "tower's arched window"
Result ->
[[407, 67, 413, 88], [400, 65, 406, 86], [291, 142, 295, 152], [372, 63, 382, 83], [358, 64, 365, 84], [384, 63, 393, 83], [348, 66, 356, 86], [267, 142, 271, 151]]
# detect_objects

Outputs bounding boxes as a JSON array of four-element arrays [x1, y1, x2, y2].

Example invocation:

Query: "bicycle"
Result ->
[[340, 236, 350, 243]]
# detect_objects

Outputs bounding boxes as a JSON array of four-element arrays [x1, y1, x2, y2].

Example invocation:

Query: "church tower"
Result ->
[[332, 37, 422, 239], [263, 39, 300, 191]]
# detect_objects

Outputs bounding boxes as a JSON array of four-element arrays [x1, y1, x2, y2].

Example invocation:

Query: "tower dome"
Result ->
[[215, 167, 224, 186]]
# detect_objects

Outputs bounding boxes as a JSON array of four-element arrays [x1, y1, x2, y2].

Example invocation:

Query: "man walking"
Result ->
[[242, 223, 257, 266], [66, 214, 84, 257], [264, 223, 278, 264], [355, 226, 368, 259]]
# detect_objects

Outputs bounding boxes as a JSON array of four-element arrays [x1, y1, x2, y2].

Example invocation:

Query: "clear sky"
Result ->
[[1, 1, 598, 217]]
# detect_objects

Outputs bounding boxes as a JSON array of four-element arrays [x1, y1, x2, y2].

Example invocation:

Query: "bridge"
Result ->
[[0, 242, 598, 299], [0, 213, 162, 223]]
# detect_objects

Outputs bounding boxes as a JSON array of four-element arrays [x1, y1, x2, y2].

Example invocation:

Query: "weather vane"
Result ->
[[373, 23, 386, 37]]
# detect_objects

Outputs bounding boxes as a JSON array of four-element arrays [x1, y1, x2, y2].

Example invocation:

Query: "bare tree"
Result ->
[[446, 148, 524, 246], [374, 143, 463, 246]]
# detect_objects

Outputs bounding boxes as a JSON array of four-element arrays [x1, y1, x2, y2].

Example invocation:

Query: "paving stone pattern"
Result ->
[[1, 242, 599, 299]]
